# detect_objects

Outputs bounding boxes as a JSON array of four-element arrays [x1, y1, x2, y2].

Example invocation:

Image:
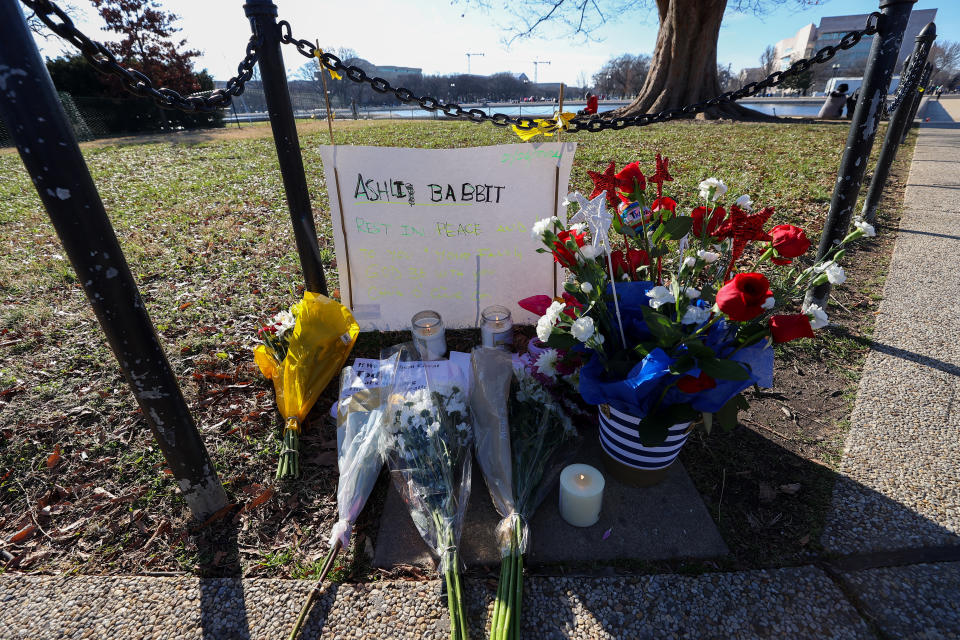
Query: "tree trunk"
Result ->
[[612, 0, 766, 120]]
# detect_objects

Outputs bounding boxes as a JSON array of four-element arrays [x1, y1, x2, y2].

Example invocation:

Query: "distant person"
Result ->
[[818, 83, 848, 119], [578, 93, 599, 116], [936, 86, 943, 101], [845, 88, 860, 119]]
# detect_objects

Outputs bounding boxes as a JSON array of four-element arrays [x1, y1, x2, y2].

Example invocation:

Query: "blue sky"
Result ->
[[30, 1, 953, 87]]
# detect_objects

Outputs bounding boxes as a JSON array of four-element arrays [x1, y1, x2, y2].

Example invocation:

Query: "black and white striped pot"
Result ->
[[598, 404, 692, 487]]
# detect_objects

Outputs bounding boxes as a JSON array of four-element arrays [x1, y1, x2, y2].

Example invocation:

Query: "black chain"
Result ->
[[887, 40, 932, 114], [20, 0, 260, 112], [281, 12, 881, 132]]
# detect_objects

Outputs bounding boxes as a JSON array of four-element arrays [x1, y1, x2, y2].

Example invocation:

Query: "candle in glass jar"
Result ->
[[559, 464, 605, 527], [480, 305, 514, 350], [411, 310, 447, 361]]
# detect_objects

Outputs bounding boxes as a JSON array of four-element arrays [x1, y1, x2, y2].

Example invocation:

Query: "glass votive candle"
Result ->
[[411, 310, 447, 361], [480, 305, 513, 350]]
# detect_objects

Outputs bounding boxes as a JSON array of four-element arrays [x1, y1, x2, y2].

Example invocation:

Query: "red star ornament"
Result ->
[[715, 205, 774, 279], [587, 161, 621, 209], [648, 153, 674, 197]]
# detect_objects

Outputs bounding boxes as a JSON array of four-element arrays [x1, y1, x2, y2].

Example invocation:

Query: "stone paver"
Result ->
[[0, 567, 871, 640], [821, 118, 960, 554], [842, 562, 960, 640]]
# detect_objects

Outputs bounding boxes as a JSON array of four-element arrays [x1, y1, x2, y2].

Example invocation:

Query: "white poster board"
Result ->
[[318, 143, 576, 330]]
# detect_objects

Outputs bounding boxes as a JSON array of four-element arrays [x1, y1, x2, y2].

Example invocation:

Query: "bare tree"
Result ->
[[930, 41, 960, 86], [593, 54, 651, 98], [457, 0, 819, 119], [759, 45, 777, 76]]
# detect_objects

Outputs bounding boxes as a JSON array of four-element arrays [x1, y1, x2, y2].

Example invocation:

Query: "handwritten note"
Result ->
[[319, 143, 576, 330]]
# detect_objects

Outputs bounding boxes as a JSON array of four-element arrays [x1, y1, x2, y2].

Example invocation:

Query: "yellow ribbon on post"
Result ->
[[314, 46, 342, 80], [512, 111, 575, 141]]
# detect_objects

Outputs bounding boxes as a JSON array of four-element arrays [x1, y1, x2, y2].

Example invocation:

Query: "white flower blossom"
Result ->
[[531, 216, 558, 241], [803, 303, 829, 329], [854, 219, 876, 237], [544, 300, 565, 325], [580, 282, 593, 294], [683, 256, 697, 268], [570, 316, 595, 342], [646, 285, 676, 309], [681, 305, 711, 325], [685, 287, 701, 300], [817, 260, 847, 284], [535, 349, 559, 379], [735, 194, 753, 212], [273, 310, 296, 336], [698, 177, 728, 202], [569, 222, 587, 234], [761, 296, 776, 310], [536, 315, 553, 342], [698, 250, 721, 263], [579, 244, 600, 260]]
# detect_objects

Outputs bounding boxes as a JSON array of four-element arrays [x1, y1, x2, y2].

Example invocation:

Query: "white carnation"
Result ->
[[761, 296, 775, 310], [646, 285, 676, 309], [580, 282, 593, 294], [531, 216, 557, 241], [698, 177, 727, 202], [536, 315, 553, 342], [683, 256, 697, 268], [535, 349, 559, 379], [544, 300, 565, 324], [273, 310, 296, 336], [803, 303, 829, 329], [697, 250, 721, 263], [854, 219, 876, 237], [570, 316, 595, 342], [685, 287, 701, 300], [681, 305, 711, 325], [735, 194, 753, 212], [817, 260, 847, 284]]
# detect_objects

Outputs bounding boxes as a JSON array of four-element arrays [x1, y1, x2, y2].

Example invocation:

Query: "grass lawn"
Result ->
[[0, 118, 913, 577]]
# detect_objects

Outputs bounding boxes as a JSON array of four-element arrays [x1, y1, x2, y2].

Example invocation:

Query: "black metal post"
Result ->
[[0, 2, 227, 520], [861, 22, 936, 224], [806, 0, 917, 309], [901, 62, 933, 144], [244, 0, 328, 295]]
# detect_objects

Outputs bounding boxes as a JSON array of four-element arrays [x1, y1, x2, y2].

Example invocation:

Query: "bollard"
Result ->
[[901, 62, 933, 144], [861, 22, 936, 224], [0, 1, 228, 520], [806, 0, 917, 309], [244, 0, 328, 296]]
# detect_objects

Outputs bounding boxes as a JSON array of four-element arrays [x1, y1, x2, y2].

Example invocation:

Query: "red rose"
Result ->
[[552, 229, 586, 269], [716, 273, 773, 322], [676, 371, 717, 393], [691, 205, 727, 238], [615, 162, 646, 202], [769, 314, 815, 343], [610, 249, 650, 281], [770, 224, 810, 261]]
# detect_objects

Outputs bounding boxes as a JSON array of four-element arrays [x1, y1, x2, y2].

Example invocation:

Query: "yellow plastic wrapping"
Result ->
[[254, 292, 360, 477]]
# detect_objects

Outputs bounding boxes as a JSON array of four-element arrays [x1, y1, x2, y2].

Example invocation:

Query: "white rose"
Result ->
[[646, 285, 676, 309], [698, 177, 727, 202], [854, 219, 876, 237], [681, 305, 711, 325], [803, 303, 829, 329], [570, 316, 595, 342], [685, 287, 701, 299], [580, 282, 593, 294], [761, 296, 776, 310], [697, 250, 721, 263], [735, 194, 753, 212]]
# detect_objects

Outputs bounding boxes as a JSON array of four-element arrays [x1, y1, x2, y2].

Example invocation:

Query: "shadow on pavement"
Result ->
[[198, 520, 252, 640]]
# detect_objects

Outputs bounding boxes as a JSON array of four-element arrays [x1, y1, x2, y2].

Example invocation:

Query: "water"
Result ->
[[739, 102, 823, 117]]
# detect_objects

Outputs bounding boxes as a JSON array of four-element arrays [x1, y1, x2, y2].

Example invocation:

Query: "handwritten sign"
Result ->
[[319, 143, 576, 330]]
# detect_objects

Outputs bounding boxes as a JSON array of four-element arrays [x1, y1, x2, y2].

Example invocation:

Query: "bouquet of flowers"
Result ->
[[253, 292, 359, 478], [528, 154, 874, 445], [470, 348, 578, 640], [381, 357, 473, 640]]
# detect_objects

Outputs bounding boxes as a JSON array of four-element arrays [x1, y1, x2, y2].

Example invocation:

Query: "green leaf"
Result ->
[[702, 412, 713, 434], [716, 394, 749, 431], [641, 306, 682, 344], [546, 331, 577, 350], [660, 216, 694, 240], [635, 404, 698, 446], [683, 340, 715, 359], [699, 357, 750, 381], [670, 354, 696, 374]]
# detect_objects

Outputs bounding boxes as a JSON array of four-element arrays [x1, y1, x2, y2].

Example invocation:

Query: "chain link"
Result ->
[[20, 0, 260, 112], [280, 12, 881, 133], [887, 40, 932, 114]]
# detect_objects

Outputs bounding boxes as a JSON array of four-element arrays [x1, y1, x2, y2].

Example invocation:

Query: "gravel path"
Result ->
[[821, 116, 960, 554], [0, 568, 871, 640]]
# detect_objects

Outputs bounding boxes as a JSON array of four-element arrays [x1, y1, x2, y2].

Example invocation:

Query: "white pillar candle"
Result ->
[[559, 463, 605, 527], [480, 305, 514, 350], [411, 310, 447, 361]]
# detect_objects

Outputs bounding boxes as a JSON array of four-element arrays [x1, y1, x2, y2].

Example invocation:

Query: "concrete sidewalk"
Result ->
[[4, 118, 960, 639]]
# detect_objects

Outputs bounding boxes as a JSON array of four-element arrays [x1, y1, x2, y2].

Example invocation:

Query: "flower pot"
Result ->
[[597, 404, 692, 487]]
